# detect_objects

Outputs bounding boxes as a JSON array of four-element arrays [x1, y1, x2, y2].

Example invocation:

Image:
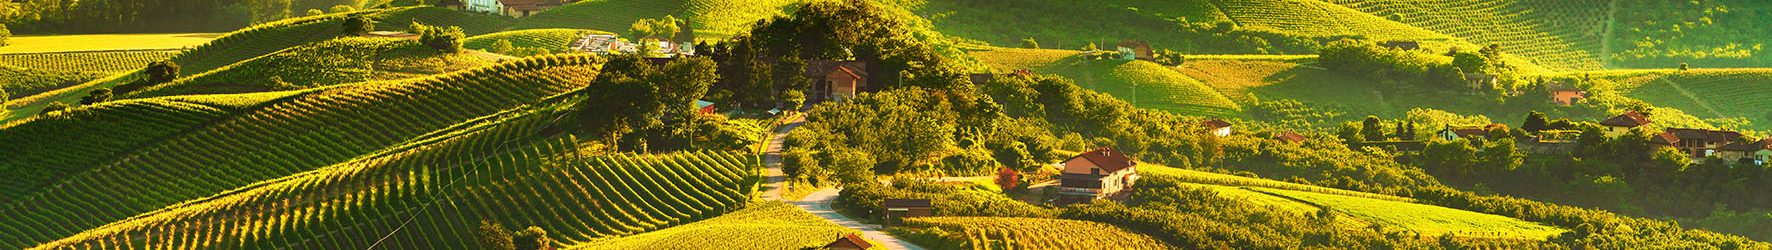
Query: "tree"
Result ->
[[39, 102, 69, 115], [79, 88, 112, 105], [1361, 116, 1385, 142], [658, 56, 719, 122], [341, 15, 373, 37], [489, 39, 516, 54], [1522, 111, 1548, 133], [477, 221, 514, 250], [512, 226, 553, 250], [1213, 21, 1236, 33], [249, 0, 293, 24], [329, 4, 356, 14], [578, 55, 664, 149], [772, 52, 810, 95], [145, 60, 181, 83], [0, 23, 10, 46], [1680, 62, 1690, 71], [780, 89, 805, 112], [627, 16, 680, 41], [995, 167, 1020, 191], [1338, 121, 1365, 145], [411, 22, 464, 53], [1082, 42, 1098, 52], [305, 9, 323, 16], [1020, 37, 1039, 49]]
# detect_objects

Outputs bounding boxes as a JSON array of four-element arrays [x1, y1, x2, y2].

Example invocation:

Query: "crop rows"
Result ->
[[0, 64, 107, 98], [511, 0, 684, 34], [1141, 165, 1415, 203], [128, 37, 427, 98], [1325, 0, 1609, 70], [900, 216, 1171, 250], [570, 201, 850, 250], [0, 99, 230, 202], [0, 50, 180, 73], [0, 54, 604, 248], [1622, 70, 1772, 130], [1095, 60, 1241, 116]]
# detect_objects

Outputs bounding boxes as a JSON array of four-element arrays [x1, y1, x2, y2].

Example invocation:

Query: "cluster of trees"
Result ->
[[476, 221, 554, 250], [0, 0, 369, 33], [1319, 40, 1515, 95], [570, 54, 740, 153], [835, 180, 1053, 223], [410, 22, 464, 53]]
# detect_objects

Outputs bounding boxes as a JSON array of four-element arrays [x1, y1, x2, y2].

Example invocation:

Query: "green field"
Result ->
[[0, 50, 180, 73], [1018, 53, 1240, 116], [0, 33, 220, 54], [896, 216, 1172, 249], [129, 37, 496, 98], [1613, 69, 1772, 131], [572, 201, 860, 250], [511, 0, 799, 41]]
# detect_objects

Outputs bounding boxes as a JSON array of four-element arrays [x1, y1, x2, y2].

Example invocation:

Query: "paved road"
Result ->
[[795, 188, 927, 250], [757, 115, 924, 249]]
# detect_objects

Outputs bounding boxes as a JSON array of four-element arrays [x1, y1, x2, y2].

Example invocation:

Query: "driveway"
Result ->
[[794, 188, 926, 250]]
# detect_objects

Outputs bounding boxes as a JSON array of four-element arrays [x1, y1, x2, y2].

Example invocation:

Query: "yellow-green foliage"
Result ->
[[130, 37, 495, 98], [0, 50, 179, 73], [1175, 59, 1601, 126], [0, 64, 105, 99], [1041, 56, 1240, 116], [511, 0, 799, 41], [1614, 69, 1772, 131], [897, 216, 1172, 250], [0, 54, 604, 249], [0, 99, 231, 200], [1325, 0, 1610, 70], [376, 6, 515, 35], [466, 28, 611, 53], [1213, 0, 1447, 41], [0, 33, 218, 54], [1137, 162, 1414, 202], [573, 201, 854, 250], [1253, 187, 1567, 240], [968, 47, 1079, 72]]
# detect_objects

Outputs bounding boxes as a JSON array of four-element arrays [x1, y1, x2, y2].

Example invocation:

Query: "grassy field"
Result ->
[[572, 201, 863, 249], [511, 0, 800, 41], [1255, 187, 1566, 240], [0, 54, 604, 248], [0, 33, 220, 54], [1034, 55, 1241, 116], [129, 37, 496, 98], [1175, 59, 1605, 126]]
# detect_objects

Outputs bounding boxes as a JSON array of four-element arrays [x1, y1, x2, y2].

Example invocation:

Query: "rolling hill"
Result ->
[[972, 47, 1240, 117], [571, 201, 857, 250], [510, 0, 800, 41], [1609, 69, 1772, 131], [1324, 0, 1610, 70], [127, 37, 496, 98]]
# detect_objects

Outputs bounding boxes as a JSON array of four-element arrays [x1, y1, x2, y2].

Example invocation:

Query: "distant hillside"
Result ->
[[1608, 69, 1772, 131], [1607, 0, 1772, 68], [127, 37, 496, 98], [511, 0, 800, 41], [1045, 56, 1241, 117], [1324, 0, 1611, 70]]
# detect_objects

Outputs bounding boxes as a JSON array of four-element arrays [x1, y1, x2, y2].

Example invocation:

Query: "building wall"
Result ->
[[466, 0, 502, 14], [826, 71, 860, 101], [1061, 157, 1101, 175]]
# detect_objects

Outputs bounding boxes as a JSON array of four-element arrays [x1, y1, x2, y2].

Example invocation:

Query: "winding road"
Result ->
[[758, 115, 925, 250]]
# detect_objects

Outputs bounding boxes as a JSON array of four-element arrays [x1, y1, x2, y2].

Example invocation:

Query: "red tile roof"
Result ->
[[1201, 119, 1232, 129], [1651, 131, 1680, 145], [1720, 139, 1772, 152], [1276, 132, 1307, 143], [1066, 148, 1137, 173], [1664, 128, 1743, 143], [1600, 111, 1650, 127], [826, 233, 872, 249]]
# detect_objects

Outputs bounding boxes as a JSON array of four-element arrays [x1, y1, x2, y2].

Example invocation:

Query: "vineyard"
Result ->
[[0, 99, 232, 201], [1044, 57, 1241, 116], [0, 33, 217, 54], [0, 65, 106, 100], [1135, 161, 1415, 202], [0, 54, 605, 248], [571, 201, 853, 250], [128, 37, 495, 98], [1253, 187, 1567, 240], [1324, 0, 1611, 70], [465, 28, 612, 53], [1619, 69, 1772, 131], [1212, 0, 1448, 42], [966, 47, 1079, 73], [895, 216, 1172, 250], [0, 50, 180, 73], [509, 0, 798, 41]]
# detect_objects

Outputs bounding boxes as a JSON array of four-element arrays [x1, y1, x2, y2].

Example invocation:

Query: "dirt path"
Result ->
[[759, 115, 803, 201], [756, 114, 925, 249]]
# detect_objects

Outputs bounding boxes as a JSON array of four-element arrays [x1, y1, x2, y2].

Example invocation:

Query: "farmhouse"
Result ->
[[1435, 123, 1506, 141], [1381, 41, 1420, 51], [824, 233, 872, 250], [1548, 83, 1586, 106], [805, 60, 870, 103], [1719, 139, 1772, 165], [1276, 131, 1308, 144], [881, 198, 932, 227], [1599, 111, 1651, 137], [1202, 119, 1233, 137], [1116, 40, 1153, 61], [462, 0, 569, 17], [1658, 128, 1743, 160], [1057, 148, 1140, 205], [1464, 73, 1499, 91], [570, 34, 621, 54]]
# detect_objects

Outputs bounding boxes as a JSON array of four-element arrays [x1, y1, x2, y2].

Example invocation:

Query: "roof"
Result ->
[[1276, 132, 1307, 143], [695, 100, 714, 109], [807, 60, 869, 79], [1116, 40, 1149, 48], [1065, 148, 1137, 173], [830, 65, 863, 80], [1651, 132, 1680, 145], [436, 0, 464, 6], [1201, 119, 1232, 129], [826, 234, 873, 249], [1720, 139, 1772, 152], [1599, 111, 1651, 127], [884, 198, 932, 208], [1664, 128, 1742, 142]]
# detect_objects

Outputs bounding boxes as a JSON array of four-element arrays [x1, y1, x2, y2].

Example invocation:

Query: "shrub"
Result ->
[[39, 102, 69, 115], [329, 5, 357, 14], [306, 9, 324, 16], [145, 61, 181, 84], [477, 221, 514, 250], [79, 88, 113, 105], [0, 24, 10, 46], [342, 15, 375, 37], [1021, 37, 1040, 49], [512, 227, 552, 250], [411, 22, 465, 53]]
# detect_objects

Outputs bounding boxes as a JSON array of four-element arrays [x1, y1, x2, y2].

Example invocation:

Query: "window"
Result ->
[[1090, 168, 1099, 175]]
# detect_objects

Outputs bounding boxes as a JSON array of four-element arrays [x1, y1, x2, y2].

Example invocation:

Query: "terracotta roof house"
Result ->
[[825, 233, 872, 250], [1276, 131, 1308, 144], [1202, 119, 1233, 137], [882, 198, 932, 227], [1546, 82, 1586, 106], [1719, 139, 1772, 165], [805, 60, 870, 103], [1661, 128, 1743, 160], [1600, 111, 1651, 137], [1057, 148, 1140, 205], [1381, 41, 1420, 51], [695, 100, 716, 115], [466, 0, 570, 18], [1116, 40, 1153, 61]]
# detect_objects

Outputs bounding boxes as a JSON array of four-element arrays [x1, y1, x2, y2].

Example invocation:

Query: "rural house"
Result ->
[[464, 0, 569, 17], [805, 60, 870, 103], [1435, 123, 1506, 141], [824, 233, 872, 250], [1202, 119, 1233, 137], [1549, 89, 1585, 106], [1464, 73, 1499, 91], [882, 198, 932, 227], [1276, 131, 1308, 144], [1658, 128, 1743, 160], [1719, 139, 1772, 165], [1599, 111, 1651, 137], [1116, 40, 1153, 61], [1057, 148, 1140, 205], [1381, 41, 1420, 51]]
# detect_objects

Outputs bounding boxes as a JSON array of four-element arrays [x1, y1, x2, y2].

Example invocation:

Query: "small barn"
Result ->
[[1599, 111, 1651, 137], [1464, 73, 1499, 91], [1202, 119, 1233, 137], [806, 60, 870, 103], [1276, 131, 1307, 144], [825, 233, 873, 250], [1116, 40, 1153, 61], [882, 198, 932, 227], [695, 100, 716, 115]]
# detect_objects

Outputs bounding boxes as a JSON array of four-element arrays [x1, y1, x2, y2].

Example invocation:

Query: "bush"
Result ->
[[342, 15, 375, 37], [411, 22, 464, 53], [477, 221, 514, 250], [1021, 37, 1040, 49], [39, 102, 69, 115], [145, 61, 181, 84], [0, 24, 10, 46], [1153, 49, 1186, 66], [79, 88, 113, 105], [329, 5, 357, 14], [306, 9, 324, 16], [512, 227, 553, 250]]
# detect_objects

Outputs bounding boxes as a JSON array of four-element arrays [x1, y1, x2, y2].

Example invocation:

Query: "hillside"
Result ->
[[572, 201, 856, 249], [0, 54, 602, 248], [510, 0, 800, 41], [127, 37, 495, 98], [465, 28, 612, 54], [973, 48, 1240, 117], [1324, 0, 1610, 70], [1607, 69, 1772, 131]]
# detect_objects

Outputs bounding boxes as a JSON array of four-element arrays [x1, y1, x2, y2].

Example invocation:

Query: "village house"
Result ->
[[1276, 131, 1308, 144], [1435, 123, 1506, 141], [1719, 139, 1772, 165], [1546, 82, 1586, 106], [824, 233, 872, 250], [1657, 128, 1743, 160], [805, 60, 870, 103], [881, 198, 932, 227], [1599, 111, 1651, 137], [1381, 41, 1421, 51], [1116, 40, 1153, 61], [1202, 119, 1233, 137], [1464, 73, 1499, 91], [1057, 148, 1140, 205], [568, 34, 693, 56], [461, 0, 569, 17]]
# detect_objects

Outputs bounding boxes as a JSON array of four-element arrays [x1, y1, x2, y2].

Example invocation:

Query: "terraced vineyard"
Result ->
[[129, 37, 495, 98], [1213, 0, 1448, 41], [1619, 69, 1772, 131], [0, 50, 180, 73], [0, 54, 604, 248], [0, 99, 234, 200], [1325, 0, 1611, 70], [572, 201, 852, 249], [0, 65, 106, 99], [897, 216, 1171, 250]]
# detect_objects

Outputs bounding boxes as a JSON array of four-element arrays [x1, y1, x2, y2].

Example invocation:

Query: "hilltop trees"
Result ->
[[79, 88, 112, 105], [512, 227, 553, 250], [627, 16, 680, 41], [145, 61, 181, 84], [575, 54, 721, 152], [410, 22, 463, 53], [0, 23, 9, 46], [1522, 111, 1548, 133], [341, 14, 373, 36]]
